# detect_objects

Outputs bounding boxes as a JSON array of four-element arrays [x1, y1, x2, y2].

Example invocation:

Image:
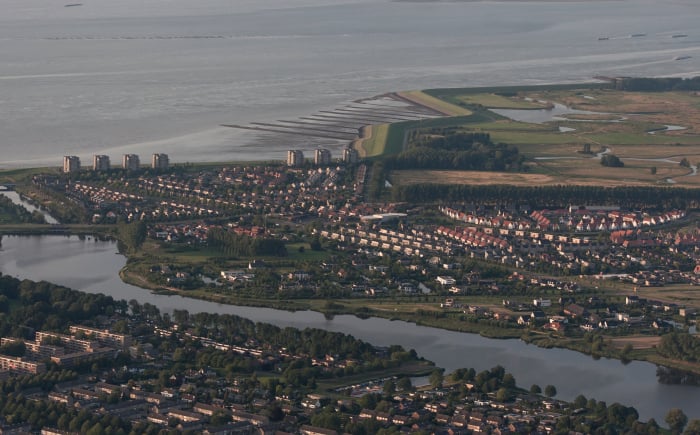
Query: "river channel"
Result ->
[[0, 235, 697, 422], [0, 191, 59, 224]]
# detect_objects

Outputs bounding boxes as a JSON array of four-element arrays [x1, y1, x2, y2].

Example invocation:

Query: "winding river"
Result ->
[[0, 234, 698, 422]]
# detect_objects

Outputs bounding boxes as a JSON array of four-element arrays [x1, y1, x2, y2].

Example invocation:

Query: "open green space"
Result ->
[[356, 124, 390, 157], [369, 85, 700, 188], [398, 90, 473, 116]]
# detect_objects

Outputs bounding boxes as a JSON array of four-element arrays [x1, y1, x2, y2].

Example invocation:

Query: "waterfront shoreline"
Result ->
[[118, 266, 700, 378]]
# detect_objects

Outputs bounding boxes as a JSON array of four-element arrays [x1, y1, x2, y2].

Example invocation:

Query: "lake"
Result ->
[[0, 234, 697, 422], [1, 0, 699, 168]]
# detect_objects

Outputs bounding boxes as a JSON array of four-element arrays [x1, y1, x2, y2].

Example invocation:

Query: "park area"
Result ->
[[362, 85, 700, 188]]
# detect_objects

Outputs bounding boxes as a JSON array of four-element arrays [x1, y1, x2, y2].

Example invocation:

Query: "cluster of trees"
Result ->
[[0, 370, 134, 433], [117, 220, 147, 253], [367, 161, 387, 201], [612, 76, 700, 92], [384, 132, 524, 172], [392, 184, 700, 209], [169, 308, 406, 362], [155, 310, 423, 392], [0, 195, 45, 224], [0, 274, 126, 338], [657, 331, 700, 362], [553, 395, 657, 434], [601, 154, 624, 167], [207, 227, 287, 257]]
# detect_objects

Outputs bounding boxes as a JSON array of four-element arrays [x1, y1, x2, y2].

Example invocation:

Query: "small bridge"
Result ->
[[0, 184, 16, 191]]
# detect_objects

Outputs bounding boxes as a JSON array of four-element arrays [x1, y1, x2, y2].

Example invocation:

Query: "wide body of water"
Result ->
[[0, 234, 697, 422], [1, 0, 700, 168]]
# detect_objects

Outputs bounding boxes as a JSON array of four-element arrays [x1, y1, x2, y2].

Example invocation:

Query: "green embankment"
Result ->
[[357, 124, 390, 157], [398, 90, 473, 116]]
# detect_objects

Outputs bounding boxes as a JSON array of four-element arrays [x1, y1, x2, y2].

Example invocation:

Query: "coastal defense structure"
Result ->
[[343, 148, 359, 164], [314, 148, 332, 166], [122, 154, 140, 171], [93, 154, 110, 171], [62, 156, 81, 173], [287, 150, 304, 167], [151, 153, 169, 170]]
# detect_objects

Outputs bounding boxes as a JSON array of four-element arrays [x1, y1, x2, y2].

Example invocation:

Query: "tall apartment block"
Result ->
[[287, 150, 304, 167], [151, 153, 169, 170], [122, 154, 140, 171], [343, 148, 359, 164], [314, 148, 332, 166], [93, 154, 110, 171], [63, 156, 81, 173]]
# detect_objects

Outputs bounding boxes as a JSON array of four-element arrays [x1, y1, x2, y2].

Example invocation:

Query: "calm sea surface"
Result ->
[[1, 0, 699, 167], [0, 234, 698, 422]]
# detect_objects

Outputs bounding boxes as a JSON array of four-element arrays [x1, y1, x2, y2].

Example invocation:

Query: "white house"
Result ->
[[436, 276, 456, 286]]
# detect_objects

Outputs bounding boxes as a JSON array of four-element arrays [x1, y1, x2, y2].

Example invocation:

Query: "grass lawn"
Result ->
[[398, 90, 472, 116], [392, 170, 566, 187], [0, 167, 59, 183], [357, 124, 390, 158], [285, 243, 332, 262], [632, 283, 700, 306]]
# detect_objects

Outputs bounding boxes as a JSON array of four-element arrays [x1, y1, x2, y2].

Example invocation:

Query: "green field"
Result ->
[[398, 90, 473, 116], [359, 85, 700, 187], [357, 124, 390, 157]]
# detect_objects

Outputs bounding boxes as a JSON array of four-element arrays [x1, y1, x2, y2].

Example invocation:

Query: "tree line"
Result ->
[[383, 132, 524, 172], [0, 274, 127, 339], [392, 184, 700, 209], [0, 195, 45, 224], [657, 331, 700, 363], [611, 76, 700, 92], [207, 227, 287, 257]]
